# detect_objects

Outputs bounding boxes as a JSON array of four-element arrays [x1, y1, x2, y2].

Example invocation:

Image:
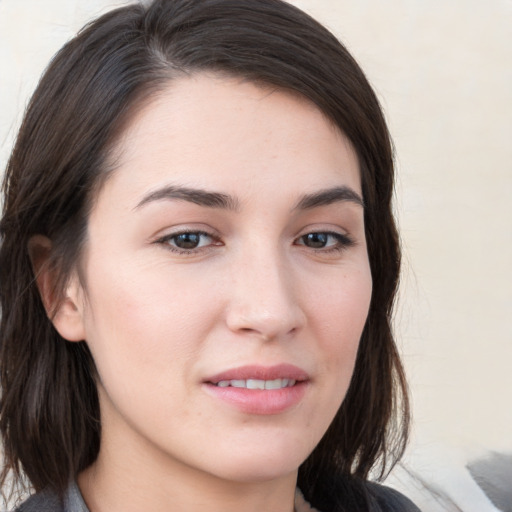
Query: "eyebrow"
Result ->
[[293, 186, 364, 210], [135, 185, 240, 211], [134, 184, 364, 212]]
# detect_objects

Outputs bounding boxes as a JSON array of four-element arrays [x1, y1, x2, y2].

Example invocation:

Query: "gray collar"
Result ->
[[64, 481, 89, 512]]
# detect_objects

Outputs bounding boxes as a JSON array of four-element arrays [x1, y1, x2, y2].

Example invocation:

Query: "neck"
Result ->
[[79, 460, 297, 512], [78, 414, 298, 512]]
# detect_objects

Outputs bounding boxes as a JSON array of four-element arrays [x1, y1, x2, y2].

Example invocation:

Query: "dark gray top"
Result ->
[[15, 480, 421, 512], [15, 482, 87, 512]]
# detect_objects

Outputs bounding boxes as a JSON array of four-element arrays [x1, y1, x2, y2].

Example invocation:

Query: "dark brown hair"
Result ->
[[0, 0, 409, 510]]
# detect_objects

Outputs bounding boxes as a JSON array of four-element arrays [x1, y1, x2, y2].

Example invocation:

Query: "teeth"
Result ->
[[264, 378, 282, 390], [215, 378, 296, 389], [246, 379, 265, 390]]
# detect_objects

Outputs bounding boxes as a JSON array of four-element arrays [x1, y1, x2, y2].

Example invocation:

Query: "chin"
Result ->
[[215, 462, 301, 484], [203, 440, 311, 483]]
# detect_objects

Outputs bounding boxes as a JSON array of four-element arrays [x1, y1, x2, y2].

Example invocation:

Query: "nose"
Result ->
[[225, 248, 306, 341]]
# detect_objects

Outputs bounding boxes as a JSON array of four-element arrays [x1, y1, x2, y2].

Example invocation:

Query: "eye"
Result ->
[[172, 232, 209, 249], [296, 231, 354, 251], [156, 230, 220, 253]]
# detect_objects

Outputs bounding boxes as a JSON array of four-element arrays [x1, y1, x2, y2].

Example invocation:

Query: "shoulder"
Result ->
[[298, 481, 421, 512], [14, 482, 89, 512], [365, 481, 421, 512], [13, 489, 63, 512]]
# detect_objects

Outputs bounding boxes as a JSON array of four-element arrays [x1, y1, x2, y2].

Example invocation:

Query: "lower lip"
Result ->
[[203, 382, 308, 415]]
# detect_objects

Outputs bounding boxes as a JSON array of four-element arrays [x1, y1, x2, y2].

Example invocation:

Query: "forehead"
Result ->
[[102, 73, 360, 205]]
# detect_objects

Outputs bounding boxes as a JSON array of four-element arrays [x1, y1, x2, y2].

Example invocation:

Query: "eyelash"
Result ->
[[295, 231, 355, 253], [155, 230, 220, 255], [155, 230, 354, 255]]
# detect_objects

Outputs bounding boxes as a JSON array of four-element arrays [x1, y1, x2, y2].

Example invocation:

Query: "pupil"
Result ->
[[175, 233, 200, 249], [304, 233, 327, 248]]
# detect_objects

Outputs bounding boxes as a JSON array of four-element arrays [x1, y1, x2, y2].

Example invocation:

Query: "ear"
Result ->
[[28, 235, 86, 342]]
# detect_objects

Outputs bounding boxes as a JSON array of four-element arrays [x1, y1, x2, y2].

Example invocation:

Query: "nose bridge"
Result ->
[[226, 240, 305, 339]]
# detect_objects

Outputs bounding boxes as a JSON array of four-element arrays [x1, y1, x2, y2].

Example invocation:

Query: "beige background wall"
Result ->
[[1, 1, 511, 511]]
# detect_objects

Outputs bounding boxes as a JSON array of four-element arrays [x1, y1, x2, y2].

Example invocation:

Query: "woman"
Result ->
[[0, 1, 418, 511]]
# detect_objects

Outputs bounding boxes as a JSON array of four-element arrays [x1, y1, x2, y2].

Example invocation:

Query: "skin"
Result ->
[[47, 74, 372, 512]]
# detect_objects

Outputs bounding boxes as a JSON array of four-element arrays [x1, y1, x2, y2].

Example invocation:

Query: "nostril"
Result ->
[[238, 327, 271, 341]]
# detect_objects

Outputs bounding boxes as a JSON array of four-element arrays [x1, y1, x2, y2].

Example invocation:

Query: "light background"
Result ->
[[1, 1, 511, 511]]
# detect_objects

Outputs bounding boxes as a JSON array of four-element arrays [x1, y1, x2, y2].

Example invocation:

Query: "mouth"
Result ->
[[203, 364, 309, 415], [214, 378, 296, 389], [205, 363, 308, 387]]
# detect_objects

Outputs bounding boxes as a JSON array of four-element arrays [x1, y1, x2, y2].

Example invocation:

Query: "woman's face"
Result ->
[[66, 74, 372, 484]]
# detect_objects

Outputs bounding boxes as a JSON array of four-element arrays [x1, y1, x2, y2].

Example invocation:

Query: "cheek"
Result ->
[[309, 265, 372, 334], [80, 260, 216, 390], [307, 266, 372, 382], [292, 266, 371, 452], [80, 273, 216, 442]]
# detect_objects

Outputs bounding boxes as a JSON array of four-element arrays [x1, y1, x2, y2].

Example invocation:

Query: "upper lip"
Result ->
[[205, 364, 309, 384]]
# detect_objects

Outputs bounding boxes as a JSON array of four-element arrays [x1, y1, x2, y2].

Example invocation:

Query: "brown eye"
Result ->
[[173, 233, 202, 249], [296, 231, 354, 251], [301, 233, 329, 248], [156, 230, 218, 252]]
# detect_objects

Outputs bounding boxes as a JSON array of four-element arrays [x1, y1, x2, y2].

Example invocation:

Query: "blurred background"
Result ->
[[1, 1, 511, 510]]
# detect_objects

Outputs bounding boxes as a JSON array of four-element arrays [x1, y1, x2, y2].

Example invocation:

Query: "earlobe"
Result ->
[[28, 235, 86, 342]]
